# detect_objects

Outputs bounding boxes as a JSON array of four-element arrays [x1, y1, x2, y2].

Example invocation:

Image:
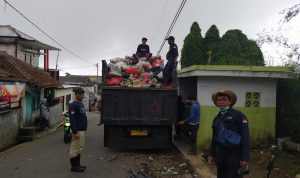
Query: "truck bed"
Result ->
[[100, 87, 177, 126]]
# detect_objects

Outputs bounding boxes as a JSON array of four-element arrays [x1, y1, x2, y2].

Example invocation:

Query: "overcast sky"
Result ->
[[1, 0, 299, 76]]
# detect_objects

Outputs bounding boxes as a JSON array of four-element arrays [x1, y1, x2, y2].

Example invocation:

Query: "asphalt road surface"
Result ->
[[0, 112, 196, 178]]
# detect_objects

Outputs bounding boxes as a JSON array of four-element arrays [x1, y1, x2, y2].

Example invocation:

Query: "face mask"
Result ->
[[220, 106, 230, 114]]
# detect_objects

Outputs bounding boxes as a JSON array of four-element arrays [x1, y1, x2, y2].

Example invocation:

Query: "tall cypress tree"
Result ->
[[181, 22, 204, 68], [203, 25, 221, 64]]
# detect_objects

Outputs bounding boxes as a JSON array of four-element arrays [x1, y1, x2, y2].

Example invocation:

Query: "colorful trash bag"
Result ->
[[107, 77, 123, 86]]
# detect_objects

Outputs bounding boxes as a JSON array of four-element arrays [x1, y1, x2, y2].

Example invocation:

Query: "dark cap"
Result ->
[[142, 37, 148, 41], [165, 36, 175, 41], [73, 87, 84, 94]]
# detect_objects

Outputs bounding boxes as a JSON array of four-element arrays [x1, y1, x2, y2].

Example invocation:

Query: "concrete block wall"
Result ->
[[0, 109, 20, 151]]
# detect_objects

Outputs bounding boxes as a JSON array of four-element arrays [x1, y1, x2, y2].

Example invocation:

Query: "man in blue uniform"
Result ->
[[178, 96, 200, 155], [208, 90, 249, 178], [69, 87, 88, 172], [163, 36, 178, 88]]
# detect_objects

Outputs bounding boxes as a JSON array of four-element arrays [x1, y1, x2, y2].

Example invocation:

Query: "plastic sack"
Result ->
[[107, 77, 122, 86], [152, 59, 164, 69], [141, 72, 150, 82], [116, 61, 129, 70], [108, 63, 122, 77], [126, 67, 139, 75], [109, 57, 122, 64]]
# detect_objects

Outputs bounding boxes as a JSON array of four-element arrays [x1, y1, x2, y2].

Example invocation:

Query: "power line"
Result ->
[[157, 0, 187, 56], [152, 0, 169, 42], [3, 0, 95, 65]]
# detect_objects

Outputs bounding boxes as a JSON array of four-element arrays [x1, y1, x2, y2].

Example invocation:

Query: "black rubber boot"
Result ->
[[78, 154, 86, 169], [70, 156, 84, 172]]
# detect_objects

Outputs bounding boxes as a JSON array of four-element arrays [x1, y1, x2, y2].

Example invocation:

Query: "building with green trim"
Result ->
[[177, 65, 297, 150]]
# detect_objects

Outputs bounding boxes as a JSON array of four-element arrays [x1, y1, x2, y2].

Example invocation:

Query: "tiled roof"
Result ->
[[0, 51, 61, 88]]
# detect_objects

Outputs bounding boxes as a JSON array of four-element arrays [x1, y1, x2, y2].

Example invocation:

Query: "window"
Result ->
[[245, 92, 260, 107]]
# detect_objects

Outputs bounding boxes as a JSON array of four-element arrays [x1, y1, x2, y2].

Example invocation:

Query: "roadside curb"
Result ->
[[173, 139, 217, 178]]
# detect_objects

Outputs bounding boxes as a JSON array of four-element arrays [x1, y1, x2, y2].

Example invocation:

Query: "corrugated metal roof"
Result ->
[[0, 25, 60, 50]]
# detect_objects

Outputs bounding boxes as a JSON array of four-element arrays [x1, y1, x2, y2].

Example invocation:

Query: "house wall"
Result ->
[[179, 76, 277, 150], [0, 109, 20, 151], [0, 44, 16, 56], [49, 103, 63, 127], [16, 44, 39, 67], [55, 88, 74, 113], [81, 86, 96, 111]]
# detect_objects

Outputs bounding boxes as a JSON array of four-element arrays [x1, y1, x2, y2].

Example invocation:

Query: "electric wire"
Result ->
[[3, 0, 95, 65], [152, 0, 169, 42], [157, 0, 187, 56]]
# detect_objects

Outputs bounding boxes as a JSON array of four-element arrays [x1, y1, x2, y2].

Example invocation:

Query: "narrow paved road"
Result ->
[[0, 112, 196, 178]]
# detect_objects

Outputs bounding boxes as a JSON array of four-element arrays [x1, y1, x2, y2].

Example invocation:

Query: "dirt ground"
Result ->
[[246, 149, 300, 178], [121, 147, 198, 178]]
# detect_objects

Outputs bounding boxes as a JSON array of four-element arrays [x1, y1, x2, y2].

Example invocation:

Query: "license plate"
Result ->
[[130, 130, 148, 136]]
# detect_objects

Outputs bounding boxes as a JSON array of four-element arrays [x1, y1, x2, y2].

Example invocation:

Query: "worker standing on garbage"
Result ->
[[163, 36, 178, 88], [134, 37, 152, 62]]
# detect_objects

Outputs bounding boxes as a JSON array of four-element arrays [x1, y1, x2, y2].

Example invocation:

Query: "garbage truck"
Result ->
[[100, 59, 178, 149]]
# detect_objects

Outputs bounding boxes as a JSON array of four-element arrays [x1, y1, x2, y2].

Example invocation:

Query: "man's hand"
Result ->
[[177, 121, 185, 125], [240, 161, 248, 166], [208, 156, 215, 165], [74, 132, 80, 140]]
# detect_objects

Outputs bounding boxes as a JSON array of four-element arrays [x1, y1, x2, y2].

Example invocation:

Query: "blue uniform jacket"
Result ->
[[209, 108, 250, 161], [69, 101, 88, 134], [185, 102, 200, 125]]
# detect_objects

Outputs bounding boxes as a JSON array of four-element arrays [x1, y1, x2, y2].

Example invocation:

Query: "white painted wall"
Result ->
[[0, 43, 39, 67], [55, 88, 74, 113], [196, 77, 277, 107]]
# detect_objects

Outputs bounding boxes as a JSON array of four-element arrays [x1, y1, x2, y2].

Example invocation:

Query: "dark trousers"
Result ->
[[180, 123, 199, 151], [175, 125, 181, 136], [41, 117, 49, 129], [163, 61, 174, 85], [215, 149, 242, 178]]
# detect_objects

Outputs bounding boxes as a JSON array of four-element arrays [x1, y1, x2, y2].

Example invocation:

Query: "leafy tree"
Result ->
[[181, 22, 205, 68], [257, 3, 300, 65], [217, 30, 264, 65], [203, 25, 221, 64]]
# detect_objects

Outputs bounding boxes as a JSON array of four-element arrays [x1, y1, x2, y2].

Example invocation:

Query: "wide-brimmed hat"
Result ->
[[212, 90, 237, 107]]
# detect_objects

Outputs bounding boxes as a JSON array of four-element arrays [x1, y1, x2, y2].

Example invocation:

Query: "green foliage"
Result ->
[[181, 22, 205, 68], [181, 23, 265, 67], [276, 78, 300, 141], [217, 30, 264, 65], [203, 25, 221, 64]]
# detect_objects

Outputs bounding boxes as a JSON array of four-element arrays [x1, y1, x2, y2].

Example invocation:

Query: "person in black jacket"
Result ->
[[133, 37, 152, 62], [163, 36, 178, 88], [208, 90, 249, 178], [69, 87, 88, 172]]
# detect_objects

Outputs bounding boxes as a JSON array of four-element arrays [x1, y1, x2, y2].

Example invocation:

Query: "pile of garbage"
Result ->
[[106, 56, 164, 88]]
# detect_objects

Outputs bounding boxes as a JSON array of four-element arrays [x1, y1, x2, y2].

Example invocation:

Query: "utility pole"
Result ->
[[96, 63, 99, 82]]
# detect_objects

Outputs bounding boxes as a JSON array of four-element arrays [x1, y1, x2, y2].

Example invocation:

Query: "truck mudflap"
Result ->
[[104, 125, 172, 149]]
